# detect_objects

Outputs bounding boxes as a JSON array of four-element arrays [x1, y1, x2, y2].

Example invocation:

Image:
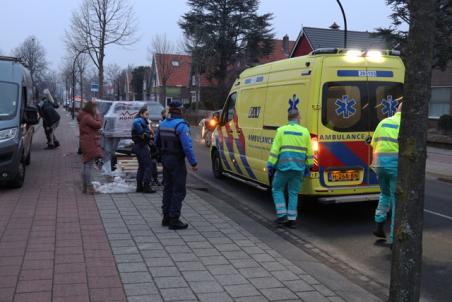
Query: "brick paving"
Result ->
[[0, 111, 126, 302], [95, 191, 350, 302]]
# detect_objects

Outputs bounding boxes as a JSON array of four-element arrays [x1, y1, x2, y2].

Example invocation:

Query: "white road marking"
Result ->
[[424, 209, 452, 222]]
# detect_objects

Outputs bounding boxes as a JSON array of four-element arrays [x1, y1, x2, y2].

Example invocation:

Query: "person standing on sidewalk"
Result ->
[[267, 108, 313, 229], [79, 101, 103, 194], [155, 101, 198, 230], [38, 94, 61, 149], [132, 108, 156, 194], [371, 102, 403, 246]]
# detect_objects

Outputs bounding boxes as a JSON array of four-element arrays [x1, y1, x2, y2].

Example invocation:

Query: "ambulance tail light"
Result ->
[[310, 134, 319, 172]]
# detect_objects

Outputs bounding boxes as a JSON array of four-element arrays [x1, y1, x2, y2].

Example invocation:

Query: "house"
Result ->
[[290, 25, 452, 121]]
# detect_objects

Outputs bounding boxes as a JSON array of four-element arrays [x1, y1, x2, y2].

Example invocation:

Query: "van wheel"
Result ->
[[9, 162, 25, 188], [24, 150, 31, 166], [212, 150, 224, 179]]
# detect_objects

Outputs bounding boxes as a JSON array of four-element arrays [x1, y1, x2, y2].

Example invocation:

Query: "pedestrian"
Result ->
[[371, 102, 403, 246], [38, 93, 60, 149], [155, 101, 198, 230], [79, 101, 103, 194], [267, 108, 313, 229], [131, 107, 156, 194]]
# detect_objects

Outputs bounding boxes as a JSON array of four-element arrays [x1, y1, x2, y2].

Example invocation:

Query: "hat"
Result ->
[[168, 100, 183, 109]]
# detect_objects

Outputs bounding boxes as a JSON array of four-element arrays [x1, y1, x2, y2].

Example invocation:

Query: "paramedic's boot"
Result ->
[[162, 215, 170, 227], [142, 184, 156, 194], [373, 222, 386, 238], [284, 220, 296, 229], [274, 216, 288, 228], [136, 182, 143, 193], [169, 218, 188, 230]]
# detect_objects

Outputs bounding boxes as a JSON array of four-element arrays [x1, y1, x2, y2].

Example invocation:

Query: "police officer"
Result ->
[[155, 101, 198, 230], [132, 108, 156, 194], [371, 102, 402, 245], [267, 108, 313, 229]]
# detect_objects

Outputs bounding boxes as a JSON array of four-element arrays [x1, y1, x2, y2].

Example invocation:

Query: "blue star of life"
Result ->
[[381, 95, 397, 117], [288, 94, 300, 112], [335, 95, 357, 119]]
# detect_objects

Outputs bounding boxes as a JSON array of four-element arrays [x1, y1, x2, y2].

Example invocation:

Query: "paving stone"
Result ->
[[154, 276, 188, 289], [160, 288, 196, 301], [182, 271, 215, 282], [200, 256, 229, 266], [260, 287, 298, 301], [197, 292, 233, 302], [224, 284, 260, 298], [271, 270, 299, 281], [313, 284, 336, 297], [189, 281, 224, 294], [114, 254, 144, 263], [235, 296, 269, 302], [171, 253, 198, 262], [251, 253, 275, 262], [214, 274, 249, 286], [229, 259, 260, 269], [214, 244, 241, 252], [221, 251, 250, 260], [328, 296, 347, 302], [128, 295, 163, 302], [120, 272, 153, 284], [192, 249, 221, 257], [249, 277, 284, 289], [141, 249, 168, 258], [242, 246, 266, 254], [112, 246, 139, 255], [124, 282, 159, 296], [297, 291, 331, 302], [117, 262, 148, 273], [300, 274, 321, 285], [150, 266, 181, 277], [260, 261, 287, 272], [207, 265, 239, 276], [176, 261, 206, 271], [145, 257, 174, 267], [286, 279, 315, 292], [239, 267, 271, 278]]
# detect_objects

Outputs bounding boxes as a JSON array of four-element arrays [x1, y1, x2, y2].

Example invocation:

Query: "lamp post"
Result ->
[[336, 0, 348, 48], [71, 49, 89, 120]]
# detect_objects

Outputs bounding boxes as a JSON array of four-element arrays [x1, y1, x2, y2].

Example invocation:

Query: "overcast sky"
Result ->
[[0, 0, 398, 71]]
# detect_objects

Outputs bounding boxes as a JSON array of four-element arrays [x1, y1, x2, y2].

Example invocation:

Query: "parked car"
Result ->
[[0, 56, 40, 188]]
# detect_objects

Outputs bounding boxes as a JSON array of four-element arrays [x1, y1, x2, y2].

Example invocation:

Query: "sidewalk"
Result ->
[[0, 111, 381, 302], [426, 147, 452, 181]]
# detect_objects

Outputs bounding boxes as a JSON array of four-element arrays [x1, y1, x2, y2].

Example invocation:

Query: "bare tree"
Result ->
[[67, 0, 137, 98], [106, 63, 123, 100], [149, 34, 176, 105], [13, 36, 47, 96], [75, 53, 90, 101], [389, 0, 436, 301]]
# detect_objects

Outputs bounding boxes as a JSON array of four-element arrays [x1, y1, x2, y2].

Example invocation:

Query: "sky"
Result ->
[[0, 0, 398, 72]]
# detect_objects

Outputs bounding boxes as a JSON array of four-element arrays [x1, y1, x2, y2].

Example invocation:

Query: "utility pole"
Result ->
[[335, 0, 347, 48], [389, 0, 436, 301]]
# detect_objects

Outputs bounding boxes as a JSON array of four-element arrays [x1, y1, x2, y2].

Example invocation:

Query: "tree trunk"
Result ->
[[161, 82, 167, 106], [98, 51, 105, 99], [389, 1, 436, 301], [80, 72, 83, 103]]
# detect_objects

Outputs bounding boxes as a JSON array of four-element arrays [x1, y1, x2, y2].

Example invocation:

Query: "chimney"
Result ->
[[282, 34, 289, 56], [330, 22, 340, 30]]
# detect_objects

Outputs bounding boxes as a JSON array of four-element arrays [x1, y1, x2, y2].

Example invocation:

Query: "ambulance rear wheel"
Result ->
[[212, 151, 224, 179]]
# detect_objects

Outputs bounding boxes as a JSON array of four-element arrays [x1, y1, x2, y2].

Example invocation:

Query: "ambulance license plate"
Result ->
[[328, 171, 360, 182]]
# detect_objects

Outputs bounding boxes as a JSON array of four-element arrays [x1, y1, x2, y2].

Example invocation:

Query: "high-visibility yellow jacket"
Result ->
[[371, 112, 401, 167], [267, 121, 314, 172]]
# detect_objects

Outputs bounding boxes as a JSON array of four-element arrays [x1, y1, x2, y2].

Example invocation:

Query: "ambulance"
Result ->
[[210, 48, 404, 203]]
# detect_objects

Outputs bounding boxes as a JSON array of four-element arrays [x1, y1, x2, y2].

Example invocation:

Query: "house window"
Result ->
[[171, 61, 180, 67], [429, 87, 451, 118]]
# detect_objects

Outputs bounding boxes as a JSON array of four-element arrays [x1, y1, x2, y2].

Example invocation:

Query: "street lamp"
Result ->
[[71, 48, 90, 120], [336, 0, 348, 48]]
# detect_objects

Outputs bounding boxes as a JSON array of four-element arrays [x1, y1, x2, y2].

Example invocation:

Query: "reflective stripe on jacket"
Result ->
[[371, 112, 401, 167], [267, 121, 314, 172]]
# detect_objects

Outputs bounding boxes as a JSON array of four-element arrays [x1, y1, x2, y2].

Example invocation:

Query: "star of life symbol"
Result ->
[[381, 95, 397, 117], [335, 95, 357, 119], [288, 94, 300, 112]]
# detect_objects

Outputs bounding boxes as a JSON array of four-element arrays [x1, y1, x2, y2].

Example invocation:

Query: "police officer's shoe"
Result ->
[[168, 218, 188, 230], [274, 216, 288, 228], [136, 185, 143, 193], [142, 185, 156, 194], [373, 222, 386, 238], [284, 220, 296, 229], [162, 215, 170, 227]]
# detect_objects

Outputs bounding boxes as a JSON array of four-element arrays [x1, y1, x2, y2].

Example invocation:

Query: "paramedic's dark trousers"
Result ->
[[133, 143, 152, 187], [162, 155, 187, 219]]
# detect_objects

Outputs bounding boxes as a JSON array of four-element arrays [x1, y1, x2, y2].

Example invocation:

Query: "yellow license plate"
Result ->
[[328, 171, 360, 182]]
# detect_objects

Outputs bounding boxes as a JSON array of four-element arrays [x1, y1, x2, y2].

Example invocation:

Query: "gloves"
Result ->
[[303, 167, 311, 177], [267, 166, 275, 178]]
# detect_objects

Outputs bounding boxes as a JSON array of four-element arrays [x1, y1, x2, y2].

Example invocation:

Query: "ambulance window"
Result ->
[[374, 83, 403, 121], [322, 83, 364, 132], [224, 93, 237, 123]]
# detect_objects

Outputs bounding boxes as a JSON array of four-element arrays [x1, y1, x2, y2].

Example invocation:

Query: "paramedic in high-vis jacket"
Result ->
[[155, 101, 198, 230], [267, 108, 313, 229], [371, 102, 402, 246]]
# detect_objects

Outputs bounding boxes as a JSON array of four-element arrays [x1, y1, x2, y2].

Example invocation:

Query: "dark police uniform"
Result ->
[[155, 101, 197, 230], [132, 115, 156, 193]]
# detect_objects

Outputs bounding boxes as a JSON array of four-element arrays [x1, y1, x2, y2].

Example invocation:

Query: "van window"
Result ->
[[322, 82, 403, 132], [223, 93, 237, 123], [0, 82, 19, 121]]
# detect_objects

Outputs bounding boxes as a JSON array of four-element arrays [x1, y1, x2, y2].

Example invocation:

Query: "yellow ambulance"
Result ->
[[210, 48, 404, 203]]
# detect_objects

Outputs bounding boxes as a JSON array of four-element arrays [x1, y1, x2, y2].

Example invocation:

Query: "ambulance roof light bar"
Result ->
[[310, 48, 401, 57]]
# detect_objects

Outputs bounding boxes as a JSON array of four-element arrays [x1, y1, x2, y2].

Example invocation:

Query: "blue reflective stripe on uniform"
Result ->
[[280, 146, 307, 152], [374, 137, 398, 143], [269, 152, 278, 158], [278, 158, 306, 163], [381, 123, 399, 129], [283, 131, 303, 136]]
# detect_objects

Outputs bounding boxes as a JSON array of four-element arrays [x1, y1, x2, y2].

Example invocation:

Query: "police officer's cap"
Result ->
[[168, 100, 183, 109]]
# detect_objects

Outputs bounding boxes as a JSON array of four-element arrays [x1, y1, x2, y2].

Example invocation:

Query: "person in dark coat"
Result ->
[[38, 96, 61, 149], [132, 108, 156, 194], [79, 101, 103, 194]]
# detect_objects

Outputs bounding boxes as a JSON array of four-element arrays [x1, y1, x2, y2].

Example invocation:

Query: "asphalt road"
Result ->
[[191, 129, 452, 302]]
